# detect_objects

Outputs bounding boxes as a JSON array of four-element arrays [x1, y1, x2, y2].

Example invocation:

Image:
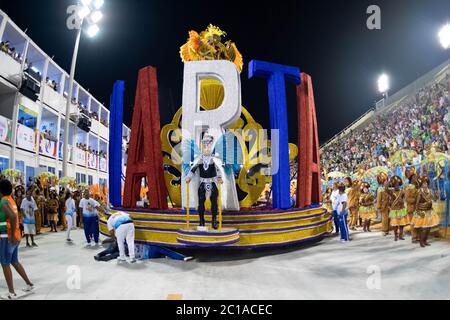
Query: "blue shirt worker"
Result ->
[[107, 212, 136, 263], [79, 191, 102, 246]]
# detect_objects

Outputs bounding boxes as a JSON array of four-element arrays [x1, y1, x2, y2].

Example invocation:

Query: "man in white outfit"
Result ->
[[330, 183, 340, 235], [107, 212, 135, 263]]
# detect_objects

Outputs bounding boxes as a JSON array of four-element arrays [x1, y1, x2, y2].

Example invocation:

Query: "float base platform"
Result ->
[[100, 205, 333, 249]]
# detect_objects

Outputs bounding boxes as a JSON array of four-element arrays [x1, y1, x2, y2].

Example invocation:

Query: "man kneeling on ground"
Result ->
[[107, 212, 135, 263]]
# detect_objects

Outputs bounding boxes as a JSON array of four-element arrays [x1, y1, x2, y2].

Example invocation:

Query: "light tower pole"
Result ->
[[62, 0, 104, 177]]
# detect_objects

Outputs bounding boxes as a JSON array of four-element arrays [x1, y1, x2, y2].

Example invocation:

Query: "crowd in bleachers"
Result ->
[[321, 72, 450, 175], [0, 40, 24, 64], [45, 77, 58, 92], [76, 143, 107, 159]]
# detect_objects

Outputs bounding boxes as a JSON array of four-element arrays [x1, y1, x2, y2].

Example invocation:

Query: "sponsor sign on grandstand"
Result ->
[[76, 148, 86, 166], [99, 157, 107, 172], [88, 153, 97, 169], [0, 116, 11, 143], [16, 124, 36, 151], [39, 134, 57, 157]]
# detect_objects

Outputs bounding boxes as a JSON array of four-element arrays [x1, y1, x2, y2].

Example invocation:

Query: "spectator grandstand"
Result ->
[[321, 59, 450, 176]]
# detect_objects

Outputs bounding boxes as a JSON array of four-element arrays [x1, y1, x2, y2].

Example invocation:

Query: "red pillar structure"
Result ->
[[296, 73, 322, 208], [123, 66, 168, 209]]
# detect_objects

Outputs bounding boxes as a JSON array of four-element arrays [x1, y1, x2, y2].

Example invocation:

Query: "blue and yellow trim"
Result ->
[[99, 206, 333, 249]]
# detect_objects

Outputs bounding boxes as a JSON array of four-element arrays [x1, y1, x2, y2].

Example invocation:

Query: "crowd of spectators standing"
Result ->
[[321, 73, 450, 175], [76, 143, 107, 159]]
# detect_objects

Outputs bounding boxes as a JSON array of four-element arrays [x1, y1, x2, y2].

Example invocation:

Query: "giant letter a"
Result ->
[[123, 67, 168, 209], [297, 73, 322, 208]]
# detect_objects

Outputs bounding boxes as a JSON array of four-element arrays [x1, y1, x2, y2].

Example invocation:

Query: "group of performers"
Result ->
[[323, 168, 440, 247]]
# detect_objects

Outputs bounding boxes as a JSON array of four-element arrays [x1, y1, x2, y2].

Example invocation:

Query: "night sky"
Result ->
[[1, 0, 450, 144]]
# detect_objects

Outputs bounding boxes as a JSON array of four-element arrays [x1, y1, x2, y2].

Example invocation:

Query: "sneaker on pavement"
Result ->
[[22, 284, 34, 292], [1, 292, 18, 300], [128, 258, 137, 264], [117, 257, 127, 263]]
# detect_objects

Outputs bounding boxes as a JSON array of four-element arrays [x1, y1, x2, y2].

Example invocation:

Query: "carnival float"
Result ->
[[100, 25, 333, 249]]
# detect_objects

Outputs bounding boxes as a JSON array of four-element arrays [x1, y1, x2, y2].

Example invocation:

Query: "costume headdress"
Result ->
[[390, 175, 403, 187], [404, 167, 416, 179], [180, 24, 243, 72], [360, 182, 370, 191], [418, 176, 430, 186], [377, 172, 388, 185]]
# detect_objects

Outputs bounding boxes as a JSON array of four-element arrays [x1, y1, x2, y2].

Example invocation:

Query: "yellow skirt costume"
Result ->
[[412, 210, 440, 229], [359, 205, 377, 220], [389, 208, 409, 227]]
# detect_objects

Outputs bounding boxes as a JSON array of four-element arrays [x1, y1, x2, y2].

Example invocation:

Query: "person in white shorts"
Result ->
[[107, 212, 135, 263], [20, 190, 38, 247], [64, 192, 77, 242]]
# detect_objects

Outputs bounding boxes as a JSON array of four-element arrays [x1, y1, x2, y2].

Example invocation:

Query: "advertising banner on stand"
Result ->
[[88, 153, 98, 169], [39, 134, 57, 157], [16, 124, 36, 151], [99, 157, 107, 172], [76, 148, 86, 166], [0, 116, 11, 143]]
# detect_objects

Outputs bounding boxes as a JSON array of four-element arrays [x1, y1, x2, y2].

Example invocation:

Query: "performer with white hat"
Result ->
[[186, 133, 224, 230]]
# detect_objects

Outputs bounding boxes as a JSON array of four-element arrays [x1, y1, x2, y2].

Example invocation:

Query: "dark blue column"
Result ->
[[249, 60, 300, 209], [109, 80, 125, 208]]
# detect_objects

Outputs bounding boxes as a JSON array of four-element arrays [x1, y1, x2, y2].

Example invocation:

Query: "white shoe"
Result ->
[[22, 284, 34, 292], [90, 242, 96, 247], [184, 256, 194, 262], [117, 257, 127, 263], [1, 292, 18, 300], [128, 258, 137, 264]]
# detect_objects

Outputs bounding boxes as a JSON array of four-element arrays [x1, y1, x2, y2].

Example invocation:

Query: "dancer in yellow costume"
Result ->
[[344, 177, 360, 231], [359, 182, 376, 232], [412, 176, 440, 248], [376, 173, 391, 236], [404, 167, 419, 243], [387, 176, 409, 241], [323, 187, 332, 213]]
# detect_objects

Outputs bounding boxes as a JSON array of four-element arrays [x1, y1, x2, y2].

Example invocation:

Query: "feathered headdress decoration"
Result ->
[[180, 24, 243, 72]]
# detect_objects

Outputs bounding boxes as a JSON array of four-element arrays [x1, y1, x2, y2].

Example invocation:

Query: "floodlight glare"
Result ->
[[78, 6, 91, 19], [94, 0, 105, 9], [439, 24, 450, 49], [87, 24, 100, 37], [378, 74, 389, 94], [90, 10, 103, 23], [81, 0, 92, 7]]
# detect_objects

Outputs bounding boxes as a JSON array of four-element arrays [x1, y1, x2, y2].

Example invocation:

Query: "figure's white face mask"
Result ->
[[202, 139, 213, 155]]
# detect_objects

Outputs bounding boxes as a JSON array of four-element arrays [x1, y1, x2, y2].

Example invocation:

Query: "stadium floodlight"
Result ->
[[63, 2, 105, 177], [93, 0, 105, 9], [77, 6, 91, 19], [439, 24, 450, 49], [378, 74, 389, 95], [90, 10, 103, 23], [87, 24, 100, 37]]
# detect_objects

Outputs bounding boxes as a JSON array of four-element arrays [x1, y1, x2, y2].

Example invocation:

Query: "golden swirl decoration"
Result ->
[[180, 24, 243, 73], [161, 80, 298, 208]]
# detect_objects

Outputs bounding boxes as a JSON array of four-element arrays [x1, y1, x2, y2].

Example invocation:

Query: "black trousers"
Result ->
[[198, 182, 219, 224], [96, 243, 129, 262]]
